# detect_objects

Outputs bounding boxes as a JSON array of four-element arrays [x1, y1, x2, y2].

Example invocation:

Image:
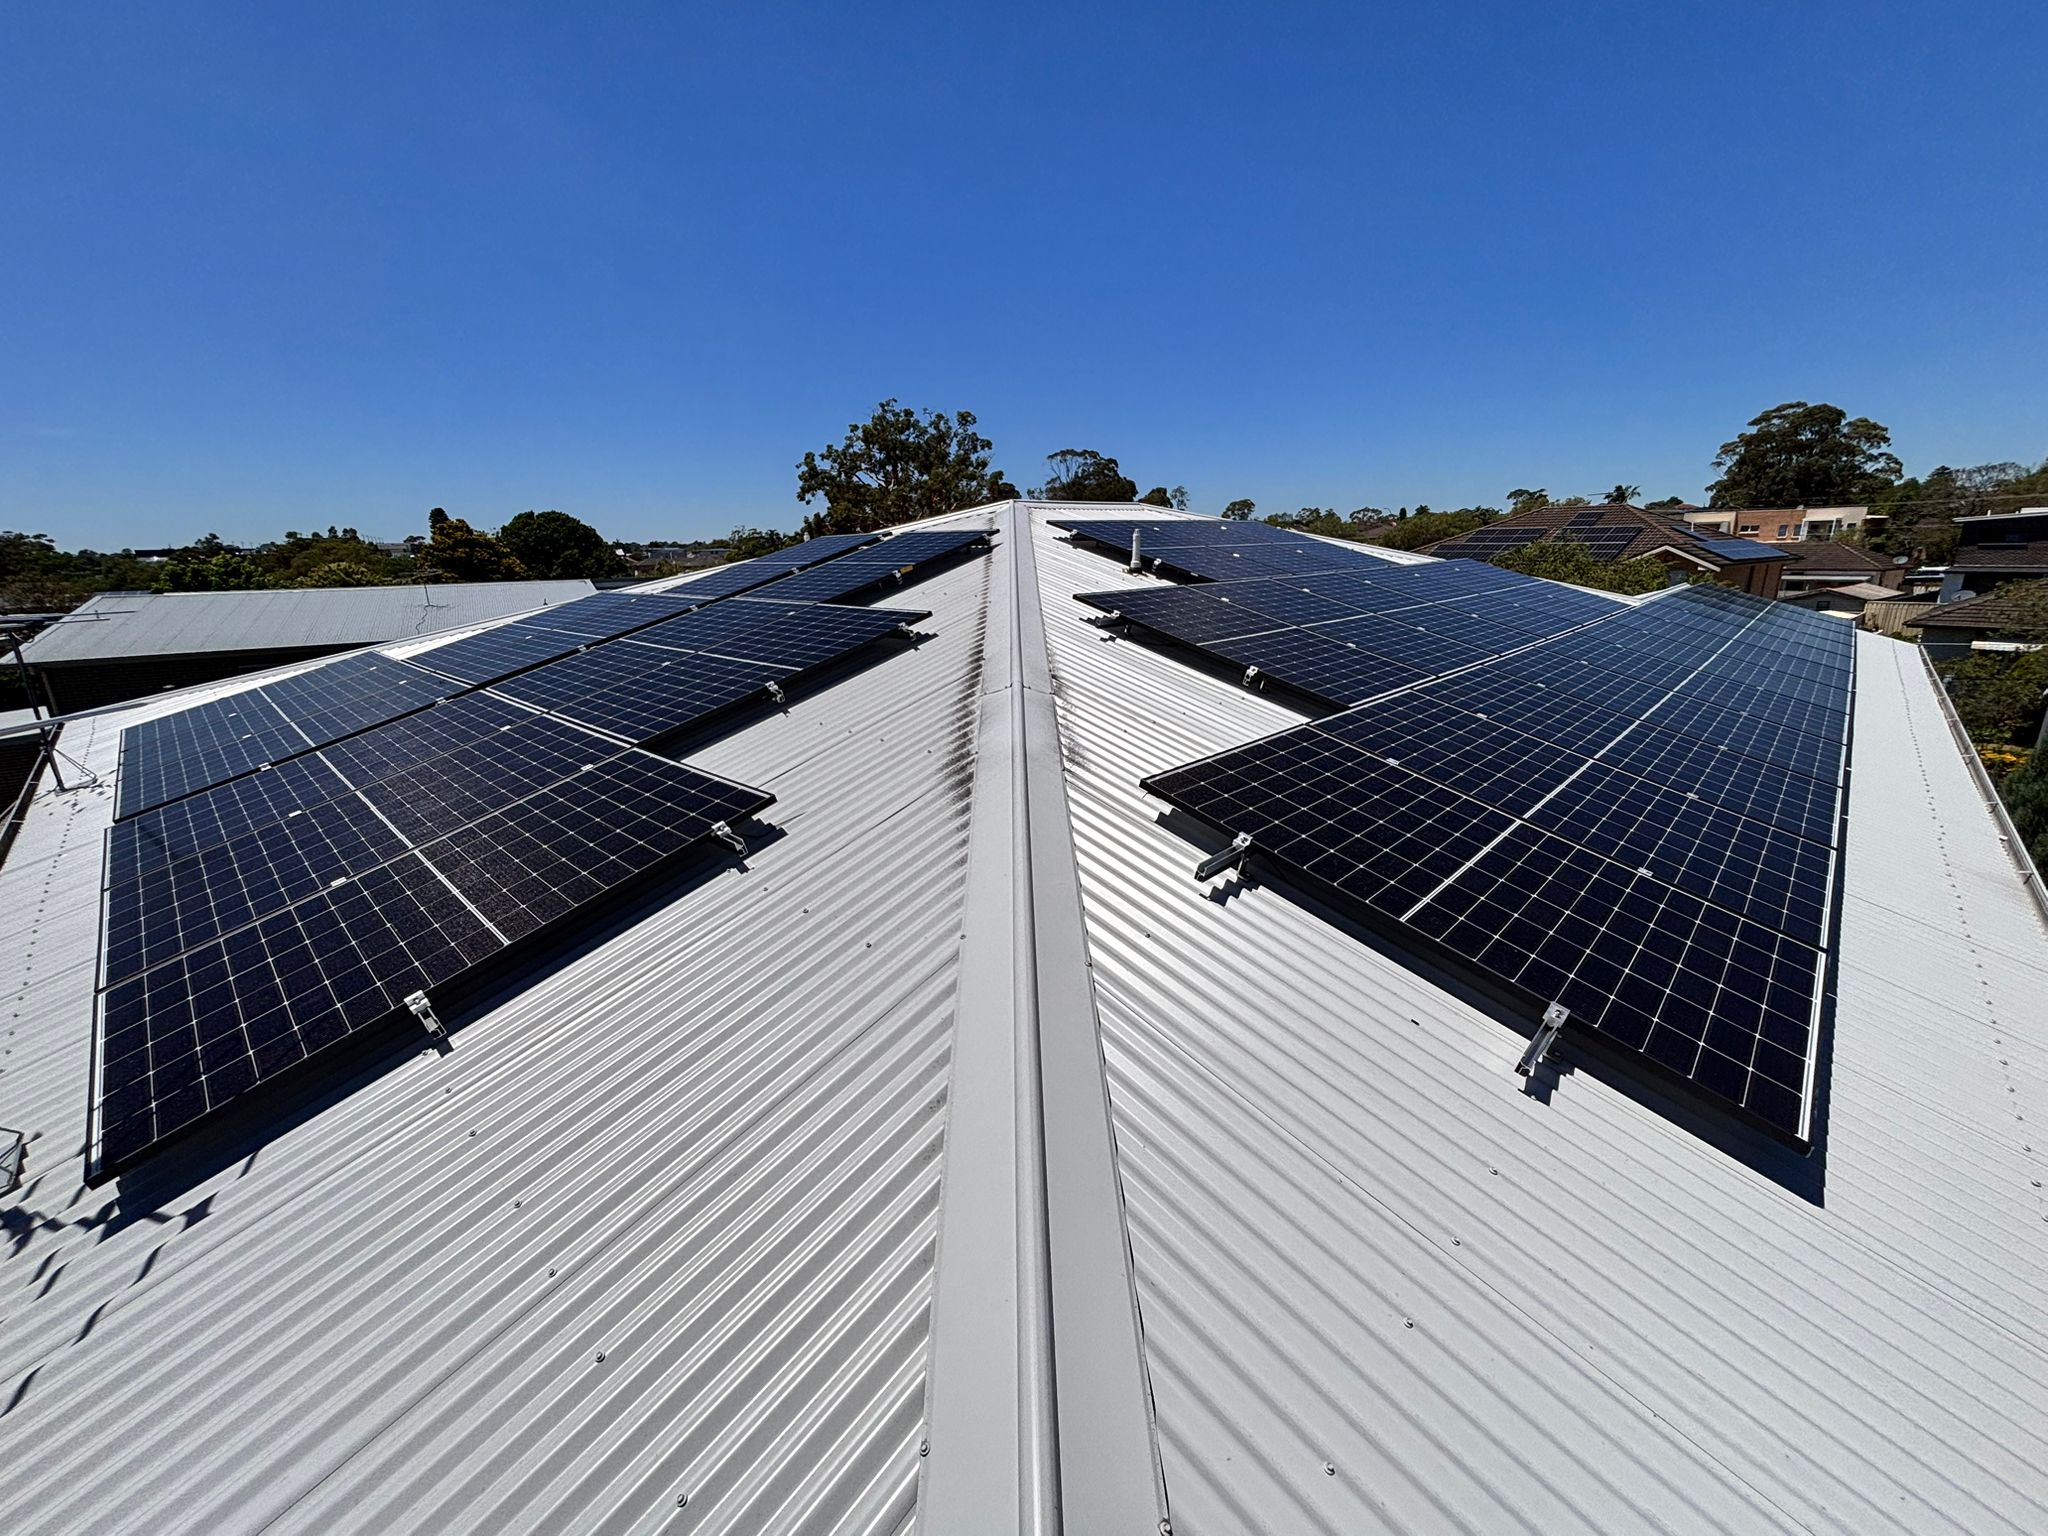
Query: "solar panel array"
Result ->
[[95, 527, 995, 1172], [1143, 583, 1854, 1144], [745, 529, 991, 603], [1053, 516, 1404, 582], [1079, 562, 1622, 708]]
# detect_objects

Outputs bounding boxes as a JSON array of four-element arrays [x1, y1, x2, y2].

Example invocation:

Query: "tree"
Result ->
[[1605, 484, 1640, 505], [1706, 401, 1903, 509], [989, 473, 1022, 501], [499, 509, 628, 580], [1138, 486, 1173, 507], [1036, 449, 1139, 503], [1492, 541, 1669, 595], [1169, 485, 1189, 511], [1644, 495, 1688, 509], [2002, 743, 2048, 876], [288, 560, 384, 588], [1221, 498, 1256, 521], [154, 534, 267, 593], [726, 525, 797, 562], [1942, 650, 2048, 743], [1507, 488, 1550, 515], [421, 516, 526, 582], [796, 400, 1007, 536], [1375, 507, 1503, 551]]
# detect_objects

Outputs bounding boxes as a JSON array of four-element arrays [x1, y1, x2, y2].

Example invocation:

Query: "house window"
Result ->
[[1738, 523, 1760, 534], [1776, 523, 1790, 538]]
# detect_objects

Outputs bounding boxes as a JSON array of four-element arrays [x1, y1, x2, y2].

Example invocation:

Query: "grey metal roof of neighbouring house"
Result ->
[[0, 503, 2045, 1535], [17, 580, 597, 664]]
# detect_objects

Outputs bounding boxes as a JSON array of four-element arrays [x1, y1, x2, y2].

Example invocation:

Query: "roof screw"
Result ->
[[1160, 1522, 1174, 1536], [1323, 1461, 1336, 1476], [918, 1438, 929, 1457], [1404, 1318, 1414, 1329], [1451, 1237, 1462, 1246], [676, 1493, 688, 1508], [595, 1351, 607, 1363]]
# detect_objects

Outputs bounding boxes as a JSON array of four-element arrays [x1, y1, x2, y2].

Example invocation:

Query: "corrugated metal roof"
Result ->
[[1034, 504, 2048, 1535], [2, 501, 2045, 1535], [20, 581, 597, 664]]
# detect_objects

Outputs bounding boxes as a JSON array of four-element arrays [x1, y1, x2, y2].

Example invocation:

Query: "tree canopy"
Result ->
[[1221, 498, 1256, 521], [1491, 540, 1669, 595], [499, 509, 627, 580], [1706, 401, 1903, 509], [421, 515, 526, 582], [795, 400, 1007, 536], [1036, 449, 1139, 503]]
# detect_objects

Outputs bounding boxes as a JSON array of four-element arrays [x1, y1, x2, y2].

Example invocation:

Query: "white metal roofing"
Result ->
[[19, 581, 597, 664], [1, 503, 2045, 1534]]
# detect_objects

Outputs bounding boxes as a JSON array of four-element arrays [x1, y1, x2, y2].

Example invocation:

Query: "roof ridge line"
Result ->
[[918, 504, 1166, 1533]]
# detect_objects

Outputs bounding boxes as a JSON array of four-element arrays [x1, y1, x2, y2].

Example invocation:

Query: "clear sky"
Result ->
[[4, 2, 2044, 549]]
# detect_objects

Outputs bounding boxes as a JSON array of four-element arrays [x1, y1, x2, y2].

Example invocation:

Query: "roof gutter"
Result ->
[[920, 504, 1166, 1533]]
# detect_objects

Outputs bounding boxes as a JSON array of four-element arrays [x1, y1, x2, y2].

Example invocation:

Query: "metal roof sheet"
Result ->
[[1, 502, 2044, 1535], [19, 581, 597, 664]]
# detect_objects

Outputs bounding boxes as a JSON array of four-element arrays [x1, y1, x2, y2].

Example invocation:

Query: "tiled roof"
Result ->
[[1907, 577, 2048, 632], [1419, 503, 1786, 567], [1777, 541, 1894, 575], [1949, 542, 2048, 572]]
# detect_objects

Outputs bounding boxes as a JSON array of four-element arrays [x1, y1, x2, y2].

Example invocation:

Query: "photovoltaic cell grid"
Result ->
[[744, 529, 990, 604], [1078, 561, 1623, 708], [1143, 584, 1854, 1143], [490, 600, 925, 743], [94, 745, 773, 1171], [1053, 516, 1409, 583], [651, 531, 883, 601], [114, 654, 456, 821]]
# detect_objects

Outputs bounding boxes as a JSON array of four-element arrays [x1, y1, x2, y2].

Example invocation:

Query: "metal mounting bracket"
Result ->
[[1194, 831, 1255, 882], [404, 990, 446, 1041], [711, 820, 748, 855], [0, 1125, 25, 1197], [764, 680, 786, 705], [1515, 1002, 1569, 1076], [1242, 664, 1262, 688]]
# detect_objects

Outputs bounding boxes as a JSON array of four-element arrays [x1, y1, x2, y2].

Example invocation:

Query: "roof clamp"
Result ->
[[710, 820, 748, 855], [1242, 664, 1262, 689], [404, 990, 447, 1041], [1515, 1002, 1570, 1077], [763, 680, 787, 705], [1194, 831, 1255, 882]]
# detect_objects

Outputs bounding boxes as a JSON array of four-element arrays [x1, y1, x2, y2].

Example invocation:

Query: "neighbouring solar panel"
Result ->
[[1696, 536, 1788, 563], [749, 529, 990, 603], [418, 754, 773, 942], [96, 852, 506, 1169], [1566, 510, 1607, 527]]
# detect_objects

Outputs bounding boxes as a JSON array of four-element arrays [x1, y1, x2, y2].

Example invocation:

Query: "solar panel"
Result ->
[[747, 529, 989, 603], [410, 620, 604, 686], [489, 644, 787, 745], [114, 655, 456, 821], [1141, 583, 1852, 1143], [656, 532, 884, 602], [1053, 517, 1389, 582], [92, 750, 774, 1173]]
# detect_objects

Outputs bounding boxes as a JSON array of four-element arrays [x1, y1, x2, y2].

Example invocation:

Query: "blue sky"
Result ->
[[4, 2, 2044, 549]]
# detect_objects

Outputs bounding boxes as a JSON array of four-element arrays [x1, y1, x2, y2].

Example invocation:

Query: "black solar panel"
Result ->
[[1053, 517, 1388, 582], [748, 529, 989, 603], [418, 754, 772, 942], [114, 655, 456, 821], [411, 620, 602, 686], [111, 752, 356, 880], [657, 532, 884, 602], [1140, 582, 1853, 1144]]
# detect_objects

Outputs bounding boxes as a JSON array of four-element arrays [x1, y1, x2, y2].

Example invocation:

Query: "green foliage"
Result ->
[[726, 525, 798, 562], [2001, 742, 2048, 875], [1492, 541, 1670, 595], [1036, 448, 1138, 503], [2, 529, 156, 608], [1506, 488, 1549, 515], [288, 560, 385, 588], [421, 516, 526, 582], [499, 509, 627, 580], [1375, 506, 1502, 551], [795, 399, 1007, 536], [262, 527, 415, 587], [155, 534, 268, 593], [1644, 495, 1688, 509], [1940, 649, 2048, 743], [1706, 401, 1903, 509], [1138, 486, 1172, 507], [1221, 498, 1256, 521], [1605, 484, 1640, 504], [1870, 458, 2048, 562]]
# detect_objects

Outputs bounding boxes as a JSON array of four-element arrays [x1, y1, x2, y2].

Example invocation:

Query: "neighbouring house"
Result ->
[[1681, 505, 1877, 542], [12, 579, 595, 713], [1907, 576, 2048, 659], [1936, 506, 2048, 602], [1784, 580, 1915, 621], [1773, 539, 1906, 597], [1421, 502, 1791, 596]]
